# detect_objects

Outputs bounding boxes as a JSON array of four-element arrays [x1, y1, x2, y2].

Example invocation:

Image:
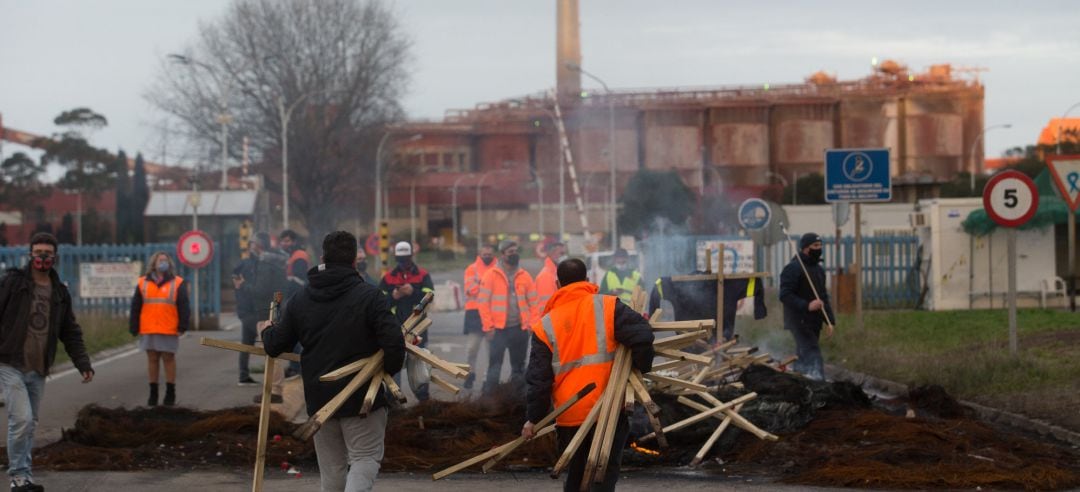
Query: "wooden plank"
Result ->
[[638, 392, 757, 442], [645, 373, 708, 393], [624, 384, 635, 411], [252, 355, 274, 492], [648, 358, 693, 374], [588, 348, 632, 486], [655, 348, 712, 365], [689, 403, 742, 466], [382, 373, 407, 404], [649, 308, 662, 322], [294, 351, 384, 441], [653, 330, 710, 349], [406, 344, 469, 379], [434, 382, 597, 480], [671, 272, 770, 282], [200, 337, 300, 363], [430, 373, 461, 395], [629, 370, 667, 448], [318, 355, 374, 382], [679, 394, 778, 441], [358, 369, 384, 417], [550, 395, 603, 479], [410, 318, 434, 338], [649, 320, 716, 331]]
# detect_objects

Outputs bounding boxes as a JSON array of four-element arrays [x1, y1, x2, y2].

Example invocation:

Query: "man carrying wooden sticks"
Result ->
[[779, 232, 835, 381], [261, 231, 405, 492], [523, 258, 654, 492]]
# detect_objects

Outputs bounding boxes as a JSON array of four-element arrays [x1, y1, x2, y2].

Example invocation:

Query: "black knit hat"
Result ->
[[799, 233, 822, 249]]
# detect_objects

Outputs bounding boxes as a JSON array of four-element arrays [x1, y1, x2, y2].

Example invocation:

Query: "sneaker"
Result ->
[[253, 394, 283, 404], [10, 476, 44, 492], [237, 377, 259, 386]]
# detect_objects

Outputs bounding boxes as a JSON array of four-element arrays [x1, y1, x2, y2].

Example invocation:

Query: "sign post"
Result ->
[[178, 230, 214, 331], [825, 148, 891, 332], [983, 170, 1038, 356], [1047, 155, 1080, 312]]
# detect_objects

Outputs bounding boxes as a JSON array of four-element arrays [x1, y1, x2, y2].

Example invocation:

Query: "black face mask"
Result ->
[[396, 256, 412, 268], [357, 261, 368, 273], [481, 256, 494, 266], [807, 249, 823, 262], [504, 254, 520, 268]]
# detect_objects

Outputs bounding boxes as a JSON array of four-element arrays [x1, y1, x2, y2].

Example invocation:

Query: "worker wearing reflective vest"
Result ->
[[462, 243, 497, 389], [534, 241, 565, 307], [523, 258, 654, 492], [130, 252, 190, 407], [478, 240, 539, 395], [599, 248, 642, 305], [279, 229, 311, 297]]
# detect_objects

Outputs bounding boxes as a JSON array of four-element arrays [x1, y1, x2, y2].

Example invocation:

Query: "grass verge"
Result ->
[[54, 313, 134, 366]]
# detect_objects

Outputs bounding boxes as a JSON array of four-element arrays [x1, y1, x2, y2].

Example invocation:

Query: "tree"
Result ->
[[115, 150, 133, 243], [132, 153, 149, 242], [618, 170, 695, 238], [0, 152, 50, 210], [57, 213, 76, 244], [37, 108, 121, 197], [148, 0, 411, 239], [782, 172, 826, 205]]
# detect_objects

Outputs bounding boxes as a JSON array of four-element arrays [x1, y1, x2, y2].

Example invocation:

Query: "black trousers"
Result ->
[[555, 413, 629, 492], [788, 323, 824, 380], [482, 326, 528, 394]]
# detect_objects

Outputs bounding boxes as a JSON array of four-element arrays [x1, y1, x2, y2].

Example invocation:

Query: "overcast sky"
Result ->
[[2, 0, 1078, 166]]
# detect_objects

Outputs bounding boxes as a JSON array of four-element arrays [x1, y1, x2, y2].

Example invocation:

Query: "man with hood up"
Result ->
[[778, 232, 836, 381], [262, 231, 405, 492]]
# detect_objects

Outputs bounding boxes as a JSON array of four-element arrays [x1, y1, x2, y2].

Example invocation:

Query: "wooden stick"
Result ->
[[401, 292, 435, 334], [430, 373, 461, 395], [294, 351, 384, 441], [382, 373, 407, 404], [435, 382, 597, 480], [638, 392, 757, 442], [653, 330, 710, 349], [649, 358, 694, 373], [624, 385, 635, 411], [679, 394, 778, 441], [406, 344, 469, 379], [655, 348, 712, 365], [551, 394, 603, 479], [200, 337, 300, 363], [629, 370, 667, 447], [649, 308, 662, 322], [649, 320, 716, 331], [585, 348, 631, 487], [690, 403, 743, 466], [410, 318, 434, 338], [318, 355, 374, 382], [671, 272, 769, 282], [358, 370, 384, 417], [778, 355, 798, 369], [252, 355, 274, 492], [645, 373, 708, 393]]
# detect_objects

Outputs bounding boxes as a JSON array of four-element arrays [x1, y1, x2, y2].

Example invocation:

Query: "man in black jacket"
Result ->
[[233, 232, 288, 390], [0, 233, 94, 492], [779, 232, 836, 381], [262, 231, 404, 492], [523, 258, 654, 492]]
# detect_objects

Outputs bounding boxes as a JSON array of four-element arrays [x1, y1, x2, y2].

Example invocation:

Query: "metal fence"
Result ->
[[0, 243, 221, 318], [640, 233, 922, 309]]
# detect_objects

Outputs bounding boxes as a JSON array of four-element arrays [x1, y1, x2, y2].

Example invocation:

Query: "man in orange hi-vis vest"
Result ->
[[477, 240, 539, 396], [462, 243, 497, 389], [522, 258, 654, 492], [534, 241, 565, 308]]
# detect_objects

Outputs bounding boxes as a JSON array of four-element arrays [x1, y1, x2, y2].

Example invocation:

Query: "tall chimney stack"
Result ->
[[556, 0, 582, 104]]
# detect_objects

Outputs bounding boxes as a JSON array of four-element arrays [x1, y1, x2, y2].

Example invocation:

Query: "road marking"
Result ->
[[46, 333, 191, 382]]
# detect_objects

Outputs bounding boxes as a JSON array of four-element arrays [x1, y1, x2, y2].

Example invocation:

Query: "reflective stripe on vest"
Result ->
[[141, 278, 179, 305], [138, 276, 182, 335], [541, 294, 615, 376]]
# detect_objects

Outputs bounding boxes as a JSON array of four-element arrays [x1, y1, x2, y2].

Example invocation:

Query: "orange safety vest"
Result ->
[[478, 267, 538, 331], [286, 249, 311, 281], [530, 282, 617, 426], [137, 275, 184, 336], [535, 257, 558, 309], [464, 256, 497, 311]]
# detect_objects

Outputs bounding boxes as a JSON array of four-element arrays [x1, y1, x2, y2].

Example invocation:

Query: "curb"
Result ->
[[826, 364, 1080, 448]]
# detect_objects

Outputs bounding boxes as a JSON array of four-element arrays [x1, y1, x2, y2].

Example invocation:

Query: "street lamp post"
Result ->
[[409, 178, 417, 248], [275, 89, 341, 231], [373, 132, 422, 237], [169, 54, 230, 190], [514, 99, 566, 240], [450, 174, 470, 251], [567, 62, 617, 250], [1059, 102, 1080, 155], [970, 124, 1012, 193]]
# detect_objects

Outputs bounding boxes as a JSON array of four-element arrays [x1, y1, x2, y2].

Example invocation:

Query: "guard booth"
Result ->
[[143, 190, 270, 313]]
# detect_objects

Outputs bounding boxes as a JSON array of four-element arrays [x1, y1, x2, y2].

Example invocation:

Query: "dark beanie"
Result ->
[[800, 233, 822, 249]]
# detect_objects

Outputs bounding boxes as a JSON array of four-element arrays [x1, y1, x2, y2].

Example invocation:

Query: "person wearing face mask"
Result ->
[[477, 240, 539, 396], [355, 249, 374, 284], [0, 233, 94, 492], [534, 242, 565, 308], [130, 251, 190, 407], [461, 244, 497, 389], [599, 248, 642, 305], [378, 242, 434, 400], [779, 233, 836, 381]]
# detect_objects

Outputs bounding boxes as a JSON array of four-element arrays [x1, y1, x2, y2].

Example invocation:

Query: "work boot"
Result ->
[[163, 383, 176, 407], [148, 383, 159, 407]]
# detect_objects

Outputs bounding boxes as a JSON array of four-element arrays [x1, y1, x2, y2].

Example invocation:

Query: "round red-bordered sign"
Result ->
[[177, 230, 214, 269], [983, 170, 1038, 228]]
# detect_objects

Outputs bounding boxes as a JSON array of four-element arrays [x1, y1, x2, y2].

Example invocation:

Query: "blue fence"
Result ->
[[641, 233, 922, 310], [0, 243, 221, 318]]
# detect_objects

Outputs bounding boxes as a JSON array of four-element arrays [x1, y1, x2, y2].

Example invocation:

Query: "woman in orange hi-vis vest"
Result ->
[[523, 258, 654, 492], [129, 252, 190, 407]]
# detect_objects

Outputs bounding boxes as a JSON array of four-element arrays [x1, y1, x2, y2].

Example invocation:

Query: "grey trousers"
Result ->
[[314, 407, 388, 492]]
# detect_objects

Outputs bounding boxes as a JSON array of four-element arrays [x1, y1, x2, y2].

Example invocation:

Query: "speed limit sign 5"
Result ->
[[983, 170, 1038, 228]]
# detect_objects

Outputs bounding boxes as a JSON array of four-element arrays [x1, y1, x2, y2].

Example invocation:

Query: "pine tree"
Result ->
[[132, 153, 149, 243], [115, 150, 132, 243]]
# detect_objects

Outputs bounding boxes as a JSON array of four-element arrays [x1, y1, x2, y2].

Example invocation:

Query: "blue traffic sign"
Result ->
[[825, 148, 891, 203], [738, 198, 772, 230]]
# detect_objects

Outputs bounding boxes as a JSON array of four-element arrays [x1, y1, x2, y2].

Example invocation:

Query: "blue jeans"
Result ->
[[0, 364, 45, 480]]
